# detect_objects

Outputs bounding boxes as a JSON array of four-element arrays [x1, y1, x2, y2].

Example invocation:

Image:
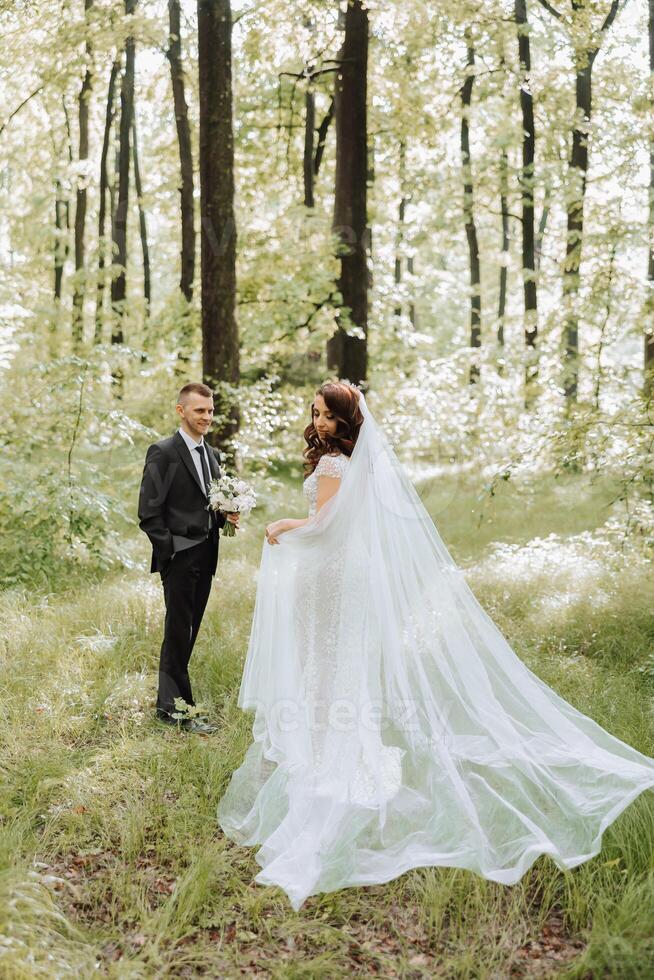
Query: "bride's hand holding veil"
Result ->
[[265, 473, 342, 543], [264, 519, 295, 544]]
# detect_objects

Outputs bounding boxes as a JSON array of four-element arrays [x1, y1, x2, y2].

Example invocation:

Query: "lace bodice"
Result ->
[[303, 452, 350, 516]]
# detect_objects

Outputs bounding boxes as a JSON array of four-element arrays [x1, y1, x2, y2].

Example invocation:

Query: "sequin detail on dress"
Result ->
[[303, 452, 350, 517], [300, 451, 404, 806]]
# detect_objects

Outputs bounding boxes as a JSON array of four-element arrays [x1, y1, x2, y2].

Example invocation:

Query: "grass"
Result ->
[[1, 468, 653, 977]]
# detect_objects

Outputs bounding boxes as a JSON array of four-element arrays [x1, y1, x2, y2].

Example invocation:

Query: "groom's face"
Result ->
[[176, 393, 214, 439]]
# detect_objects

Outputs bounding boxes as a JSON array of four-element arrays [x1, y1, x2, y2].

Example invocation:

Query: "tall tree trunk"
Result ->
[[594, 239, 616, 409], [327, 0, 369, 385], [53, 98, 73, 306], [54, 181, 67, 302], [394, 140, 408, 326], [562, 53, 592, 401], [537, 0, 622, 401], [167, 0, 195, 303], [72, 0, 93, 349], [534, 181, 551, 273], [460, 36, 481, 385], [498, 145, 509, 350], [198, 0, 240, 453], [110, 0, 137, 353], [646, 0, 654, 394], [313, 97, 334, 178], [515, 0, 538, 389], [109, 140, 119, 329], [393, 195, 407, 324], [95, 59, 119, 344], [407, 253, 416, 328], [110, 135, 119, 280], [132, 109, 150, 318], [304, 81, 315, 208]]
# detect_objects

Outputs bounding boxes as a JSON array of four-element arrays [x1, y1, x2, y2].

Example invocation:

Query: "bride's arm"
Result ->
[[315, 474, 341, 513], [266, 475, 341, 543]]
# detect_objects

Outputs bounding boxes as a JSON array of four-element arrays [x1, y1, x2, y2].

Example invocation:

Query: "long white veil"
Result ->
[[217, 387, 654, 911]]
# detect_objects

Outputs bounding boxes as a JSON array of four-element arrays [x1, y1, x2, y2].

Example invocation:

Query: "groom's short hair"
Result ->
[[178, 382, 214, 405]]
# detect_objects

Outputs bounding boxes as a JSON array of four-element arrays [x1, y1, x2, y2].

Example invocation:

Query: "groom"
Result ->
[[138, 382, 239, 733]]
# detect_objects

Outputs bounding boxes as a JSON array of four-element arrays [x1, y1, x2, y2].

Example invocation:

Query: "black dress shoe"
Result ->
[[156, 713, 180, 727], [156, 713, 217, 734], [183, 717, 218, 734]]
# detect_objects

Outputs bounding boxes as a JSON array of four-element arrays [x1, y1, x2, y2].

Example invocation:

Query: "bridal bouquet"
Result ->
[[207, 474, 257, 537]]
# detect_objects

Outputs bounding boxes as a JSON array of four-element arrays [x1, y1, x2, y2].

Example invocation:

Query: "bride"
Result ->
[[217, 380, 654, 912]]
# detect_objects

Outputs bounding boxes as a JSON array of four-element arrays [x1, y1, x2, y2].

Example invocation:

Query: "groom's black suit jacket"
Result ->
[[138, 431, 227, 575]]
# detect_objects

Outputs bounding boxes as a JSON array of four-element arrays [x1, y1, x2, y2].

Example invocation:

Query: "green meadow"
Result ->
[[2, 468, 653, 978]]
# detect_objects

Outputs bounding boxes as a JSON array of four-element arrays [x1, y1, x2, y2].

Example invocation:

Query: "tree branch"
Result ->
[[600, 0, 624, 35], [536, 0, 562, 19], [314, 97, 334, 176], [588, 0, 628, 66], [278, 66, 342, 82], [0, 84, 44, 138], [271, 291, 338, 342]]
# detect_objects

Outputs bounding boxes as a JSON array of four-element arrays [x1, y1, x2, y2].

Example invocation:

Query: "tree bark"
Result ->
[[407, 253, 416, 328], [54, 181, 67, 302], [327, 0, 369, 386], [534, 181, 551, 273], [111, 0, 137, 349], [393, 194, 407, 323], [304, 81, 315, 208], [394, 140, 408, 325], [132, 108, 150, 317], [95, 58, 120, 344], [537, 0, 622, 401], [198, 0, 240, 452], [54, 97, 73, 305], [498, 145, 509, 348], [515, 0, 538, 385], [460, 36, 481, 384], [110, 142, 118, 287], [594, 240, 616, 409], [167, 0, 195, 303], [72, 0, 93, 349], [314, 97, 334, 178], [561, 51, 596, 401]]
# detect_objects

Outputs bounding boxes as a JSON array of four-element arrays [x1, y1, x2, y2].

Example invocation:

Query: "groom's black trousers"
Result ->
[[156, 535, 216, 718]]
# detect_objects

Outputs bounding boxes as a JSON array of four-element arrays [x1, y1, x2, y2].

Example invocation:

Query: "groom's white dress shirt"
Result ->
[[171, 427, 213, 557], [178, 426, 209, 496]]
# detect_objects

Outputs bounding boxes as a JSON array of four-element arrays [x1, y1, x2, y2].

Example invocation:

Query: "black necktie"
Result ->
[[194, 444, 211, 494], [195, 444, 217, 532]]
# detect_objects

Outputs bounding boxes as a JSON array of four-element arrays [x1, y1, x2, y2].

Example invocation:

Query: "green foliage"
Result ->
[[0, 0, 653, 972], [0, 466, 114, 589], [0, 338, 157, 589]]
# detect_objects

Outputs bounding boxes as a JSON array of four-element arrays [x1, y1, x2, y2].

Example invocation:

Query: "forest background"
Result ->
[[1, 0, 654, 976]]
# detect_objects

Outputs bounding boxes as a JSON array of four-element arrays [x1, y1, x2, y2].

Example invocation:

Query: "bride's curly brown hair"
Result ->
[[302, 381, 364, 478]]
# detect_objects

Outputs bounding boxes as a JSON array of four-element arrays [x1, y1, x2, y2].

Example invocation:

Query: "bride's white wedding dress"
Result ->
[[217, 389, 654, 912]]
